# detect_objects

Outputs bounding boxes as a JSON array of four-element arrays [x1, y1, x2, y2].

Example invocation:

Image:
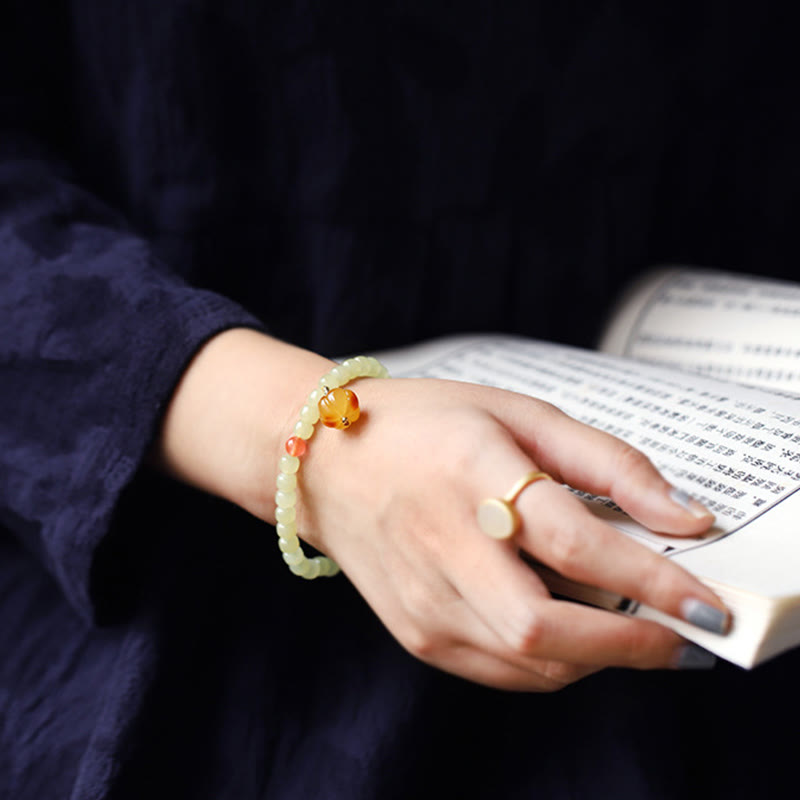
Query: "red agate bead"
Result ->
[[285, 436, 307, 457], [318, 387, 360, 429]]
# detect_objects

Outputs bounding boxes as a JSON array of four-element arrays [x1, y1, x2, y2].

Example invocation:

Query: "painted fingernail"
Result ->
[[670, 487, 714, 520], [674, 643, 717, 670], [681, 598, 729, 634]]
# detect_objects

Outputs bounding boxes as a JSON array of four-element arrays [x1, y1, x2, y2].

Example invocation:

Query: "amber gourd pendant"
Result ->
[[318, 386, 361, 429]]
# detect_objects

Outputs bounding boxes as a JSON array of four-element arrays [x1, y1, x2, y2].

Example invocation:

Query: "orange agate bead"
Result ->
[[285, 436, 307, 457], [318, 387, 360, 429]]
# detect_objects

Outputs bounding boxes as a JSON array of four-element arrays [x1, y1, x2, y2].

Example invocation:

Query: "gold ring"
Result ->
[[477, 471, 553, 539]]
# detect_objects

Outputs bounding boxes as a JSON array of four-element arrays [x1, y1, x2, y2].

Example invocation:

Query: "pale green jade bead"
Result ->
[[319, 372, 341, 390], [289, 559, 312, 576], [337, 362, 356, 380], [289, 556, 339, 579], [275, 506, 296, 524], [299, 403, 320, 424], [293, 420, 314, 439], [317, 558, 336, 577], [275, 490, 296, 509], [329, 365, 349, 385], [278, 536, 300, 553], [302, 558, 321, 580], [276, 472, 297, 492], [276, 521, 297, 538], [279, 454, 300, 474], [282, 550, 305, 566]]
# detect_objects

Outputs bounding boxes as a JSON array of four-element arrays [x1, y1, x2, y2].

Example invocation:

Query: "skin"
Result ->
[[153, 328, 729, 691]]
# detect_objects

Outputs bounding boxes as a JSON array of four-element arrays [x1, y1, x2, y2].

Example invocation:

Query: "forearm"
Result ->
[[151, 328, 335, 524]]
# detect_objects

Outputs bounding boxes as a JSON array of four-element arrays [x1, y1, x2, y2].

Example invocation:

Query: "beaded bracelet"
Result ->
[[275, 356, 390, 579]]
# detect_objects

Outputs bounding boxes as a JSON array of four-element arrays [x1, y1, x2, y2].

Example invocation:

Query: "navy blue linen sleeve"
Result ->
[[0, 149, 265, 624], [0, 3, 267, 627]]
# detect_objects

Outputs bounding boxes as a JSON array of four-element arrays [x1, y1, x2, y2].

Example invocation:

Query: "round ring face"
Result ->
[[477, 498, 519, 539]]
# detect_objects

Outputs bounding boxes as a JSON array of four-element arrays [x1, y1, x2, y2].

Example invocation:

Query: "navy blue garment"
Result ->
[[3, 2, 800, 798]]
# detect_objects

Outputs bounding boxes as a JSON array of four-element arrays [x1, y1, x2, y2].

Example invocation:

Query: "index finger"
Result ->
[[498, 399, 715, 537], [514, 479, 730, 634], [472, 408, 731, 634]]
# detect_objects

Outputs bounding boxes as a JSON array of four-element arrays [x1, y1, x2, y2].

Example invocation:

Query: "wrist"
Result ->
[[152, 328, 335, 521], [272, 356, 391, 578]]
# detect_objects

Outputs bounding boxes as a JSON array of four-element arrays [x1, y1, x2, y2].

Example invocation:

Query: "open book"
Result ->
[[376, 268, 800, 669]]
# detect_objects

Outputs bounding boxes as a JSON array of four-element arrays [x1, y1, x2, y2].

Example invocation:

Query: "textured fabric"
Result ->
[[3, 2, 800, 798]]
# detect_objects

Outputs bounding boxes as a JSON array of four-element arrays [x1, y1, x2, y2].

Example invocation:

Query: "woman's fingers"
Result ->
[[493, 395, 715, 536], [464, 419, 731, 634], [449, 524, 711, 670], [355, 508, 711, 688], [338, 516, 600, 691], [512, 479, 729, 632], [418, 641, 601, 692], [383, 530, 709, 688]]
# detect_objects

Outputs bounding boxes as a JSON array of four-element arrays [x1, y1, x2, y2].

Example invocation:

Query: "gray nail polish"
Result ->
[[681, 598, 728, 634], [675, 644, 717, 670], [670, 487, 691, 507], [669, 487, 713, 519]]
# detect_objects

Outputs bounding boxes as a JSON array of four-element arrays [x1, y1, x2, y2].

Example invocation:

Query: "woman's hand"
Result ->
[[154, 329, 728, 691]]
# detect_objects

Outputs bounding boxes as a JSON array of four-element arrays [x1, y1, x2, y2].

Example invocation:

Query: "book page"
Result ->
[[377, 335, 800, 572], [599, 268, 800, 394]]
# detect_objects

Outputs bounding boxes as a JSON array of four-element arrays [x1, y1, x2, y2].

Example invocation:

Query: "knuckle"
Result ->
[[547, 522, 585, 572], [445, 413, 502, 473], [617, 627, 649, 666], [505, 608, 546, 656], [613, 443, 653, 483], [617, 621, 675, 669], [531, 398, 566, 422], [637, 556, 678, 607], [398, 623, 440, 661], [397, 584, 455, 661], [538, 661, 585, 691]]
